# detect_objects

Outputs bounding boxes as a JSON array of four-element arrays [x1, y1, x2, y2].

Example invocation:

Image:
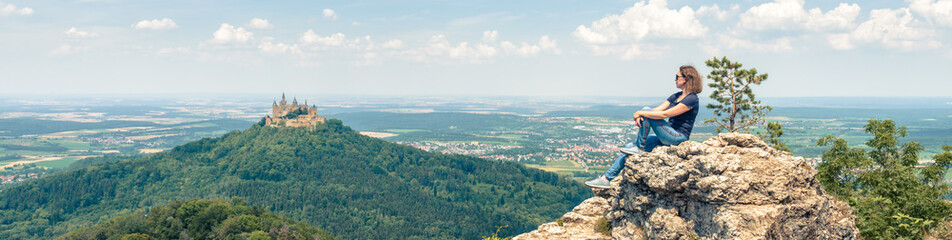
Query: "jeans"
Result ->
[[603, 107, 689, 180]]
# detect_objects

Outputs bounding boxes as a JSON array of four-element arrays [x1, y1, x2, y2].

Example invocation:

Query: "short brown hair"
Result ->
[[680, 65, 703, 94]]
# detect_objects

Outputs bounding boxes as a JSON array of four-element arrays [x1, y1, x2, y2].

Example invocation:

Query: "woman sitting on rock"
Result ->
[[585, 65, 703, 189]]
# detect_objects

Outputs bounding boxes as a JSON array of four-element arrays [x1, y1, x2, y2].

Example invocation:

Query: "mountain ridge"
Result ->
[[0, 119, 590, 239]]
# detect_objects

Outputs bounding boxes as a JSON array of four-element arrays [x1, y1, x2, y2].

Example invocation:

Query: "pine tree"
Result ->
[[704, 56, 772, 133], [758, 121, 790, 152]]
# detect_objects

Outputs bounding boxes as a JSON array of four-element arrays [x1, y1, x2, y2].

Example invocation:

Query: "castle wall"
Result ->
[[267, 97, 324, 127]]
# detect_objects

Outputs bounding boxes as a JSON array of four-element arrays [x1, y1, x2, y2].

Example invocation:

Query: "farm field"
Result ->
[[2, 95, 951, 186]]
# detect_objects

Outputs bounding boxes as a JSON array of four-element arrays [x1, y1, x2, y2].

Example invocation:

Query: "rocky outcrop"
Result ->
[[518, 133, 859, 240], [514, 196, 613, 240]]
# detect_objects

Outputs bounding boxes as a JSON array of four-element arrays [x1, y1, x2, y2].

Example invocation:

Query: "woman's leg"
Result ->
[[603, 142, 634, 180], [644, 118, 688, 146], [641, 135, 662, 152], [632, 107, 653, 150]]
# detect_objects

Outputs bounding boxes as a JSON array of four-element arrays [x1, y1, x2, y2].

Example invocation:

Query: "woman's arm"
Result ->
[[635, 103, 691, 120], [652, 101, 670, 111], [633, 101, 673, 127]]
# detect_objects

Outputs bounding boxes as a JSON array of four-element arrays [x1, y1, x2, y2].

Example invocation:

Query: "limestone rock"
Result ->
[[520, 133, 859, 240], [610, 133, 858, 240], [514, 197, 613, 240]]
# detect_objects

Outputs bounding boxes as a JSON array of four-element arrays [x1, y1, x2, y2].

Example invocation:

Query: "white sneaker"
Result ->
[[584, 176, 611, 189], [619, 146, 644, 155]]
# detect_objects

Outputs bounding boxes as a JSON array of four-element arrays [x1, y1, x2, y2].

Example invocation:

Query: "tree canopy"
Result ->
[[0, 119, 590, 239], [817, 119, 952, 239], [60, 198, 336, 240]]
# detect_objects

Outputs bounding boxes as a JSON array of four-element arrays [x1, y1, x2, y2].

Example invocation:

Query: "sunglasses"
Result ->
[[675, 74, 686, 80]]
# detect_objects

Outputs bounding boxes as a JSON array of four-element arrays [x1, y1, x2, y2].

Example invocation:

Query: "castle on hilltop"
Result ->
[[265, 93, 326, 127]]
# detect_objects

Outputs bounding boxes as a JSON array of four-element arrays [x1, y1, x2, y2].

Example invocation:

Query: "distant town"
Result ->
[[2, 95, 951, 185]]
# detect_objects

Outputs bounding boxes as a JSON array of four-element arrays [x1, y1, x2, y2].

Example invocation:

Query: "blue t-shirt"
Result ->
[[665, 91, 699, 138]]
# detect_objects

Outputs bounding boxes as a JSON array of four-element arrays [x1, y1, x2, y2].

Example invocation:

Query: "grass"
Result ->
[[443, 140, 516, 145], [32, 157, 81, 168], [523, 161, 605, 183], [496, 134, 529, 140], [48, 139, 91, 150], [385, 129, 429, 133], [544, 160, 577, 168], [595, 217, 611, 236], [45, 129, 108, 137], [0, 150, 53, 157], [173, 122, 217, 129]]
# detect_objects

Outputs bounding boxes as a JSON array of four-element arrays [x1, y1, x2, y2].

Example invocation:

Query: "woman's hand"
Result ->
[[633, 112, 643, 128]]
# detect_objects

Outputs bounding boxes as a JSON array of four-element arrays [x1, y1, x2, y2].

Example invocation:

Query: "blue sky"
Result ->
[[1, 0, 950, 97]]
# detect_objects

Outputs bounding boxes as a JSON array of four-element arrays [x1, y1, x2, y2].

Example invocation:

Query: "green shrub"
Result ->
[[481, 225, 512, 240], [594, 217, 611, 236], [120, 233, 150, 240]]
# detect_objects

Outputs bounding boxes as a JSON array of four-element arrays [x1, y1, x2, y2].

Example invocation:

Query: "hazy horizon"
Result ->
[[2, 94, 951, 110]]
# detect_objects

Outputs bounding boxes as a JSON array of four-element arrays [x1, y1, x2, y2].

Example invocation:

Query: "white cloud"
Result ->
[[65, 27, 97, 38], [210, 23, 253, 44], [573, 0, 706, 59], [827, 33, 854, 50], [482, 30, 498, 42], [421, 34, 559, 60], [424, 35, 498, 59], [909, 0, 952, 27], [259, 38, 301, 54], [133, 18, 179, 30], [300, 30, 345, 47], [323, 9, 338, 20], [739, 0, 860, 32], [696, 4, 738, 21], [573, 0, 707, 44], [381, 39, 404, 49], [352, 21, 360, 26], [499, 41, 538, 57], [263, 31, 558, 65], [833, 8, 940, 50], [49, 44, 87, 56], [806, 3, 862, 31], [739, 0, 806, 30], [0, 3, 33, 16], [247, 18, 273, 29], [539, 36, 558, 53]]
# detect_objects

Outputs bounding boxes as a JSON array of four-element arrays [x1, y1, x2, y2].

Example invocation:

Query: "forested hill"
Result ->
[[61, 198, 337, 240], [0, 119, 590, 239]]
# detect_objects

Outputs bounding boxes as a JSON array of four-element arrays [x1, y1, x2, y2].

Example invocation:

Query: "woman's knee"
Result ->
[[658, 137, 686, 146]]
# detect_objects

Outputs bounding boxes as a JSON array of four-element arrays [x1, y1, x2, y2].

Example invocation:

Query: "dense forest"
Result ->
[[60, 198, 336, 240], [0, 119, 590, 239]]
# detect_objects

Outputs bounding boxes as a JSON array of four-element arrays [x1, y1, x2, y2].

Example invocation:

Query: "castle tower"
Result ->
[[266, 93, 325, 127], [308, 104, 317, 116]]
